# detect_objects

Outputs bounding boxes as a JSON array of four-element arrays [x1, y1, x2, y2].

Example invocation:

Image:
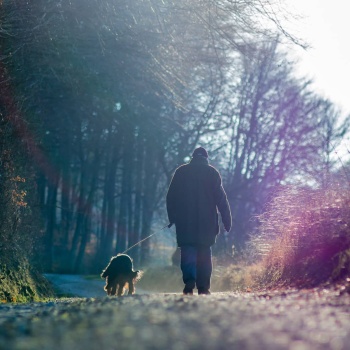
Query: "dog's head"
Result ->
[[133, 270, 143, 282]]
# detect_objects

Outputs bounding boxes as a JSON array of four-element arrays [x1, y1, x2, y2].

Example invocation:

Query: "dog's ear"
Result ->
[[101, 265, 111, 278]]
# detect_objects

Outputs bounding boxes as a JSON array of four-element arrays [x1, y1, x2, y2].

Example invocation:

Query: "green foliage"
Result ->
[[0, 250, 55, 303], [256, 184, 350, 287]]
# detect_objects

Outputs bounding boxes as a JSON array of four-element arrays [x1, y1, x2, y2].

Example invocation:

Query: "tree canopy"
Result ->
[[1, 0, 348, 272]]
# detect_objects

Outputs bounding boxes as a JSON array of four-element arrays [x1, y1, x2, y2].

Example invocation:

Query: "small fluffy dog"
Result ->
[[101, 254, 141, 296]]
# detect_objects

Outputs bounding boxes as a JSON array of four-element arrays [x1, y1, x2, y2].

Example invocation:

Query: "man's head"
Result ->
[[192, 147, 208, 158]]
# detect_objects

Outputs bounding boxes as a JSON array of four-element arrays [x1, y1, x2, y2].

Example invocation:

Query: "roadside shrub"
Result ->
[[257, 184, 350, 287]]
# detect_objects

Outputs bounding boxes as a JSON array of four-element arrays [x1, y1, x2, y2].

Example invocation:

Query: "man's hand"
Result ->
[[224, 223, 231, 232]]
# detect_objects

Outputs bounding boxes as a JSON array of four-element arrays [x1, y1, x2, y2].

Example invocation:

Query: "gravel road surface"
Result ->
[[0, 275, 349, 350]]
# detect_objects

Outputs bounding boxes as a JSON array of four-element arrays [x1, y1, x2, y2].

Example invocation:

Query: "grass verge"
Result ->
[[254, 185, 350, 288]]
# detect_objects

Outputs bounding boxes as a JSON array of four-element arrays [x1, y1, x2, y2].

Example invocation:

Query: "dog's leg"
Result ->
[[111, 281, 117, 296], [104, 281, 112, 296], [128, 279, 134, 295], [104, 277, 110, 295], [117, 283, 124, 297]]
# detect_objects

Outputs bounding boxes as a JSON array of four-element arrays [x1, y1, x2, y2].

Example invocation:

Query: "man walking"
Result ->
[[166, 147, 232, 295]]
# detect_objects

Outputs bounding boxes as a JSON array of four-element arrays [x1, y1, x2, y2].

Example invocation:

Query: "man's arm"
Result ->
[[166, 170, 179, 225], [214, 174, 232, 232]]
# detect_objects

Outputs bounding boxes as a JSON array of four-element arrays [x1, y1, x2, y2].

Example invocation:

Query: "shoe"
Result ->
[[198, 289, 211, 295], [183, 288, 194, 295]]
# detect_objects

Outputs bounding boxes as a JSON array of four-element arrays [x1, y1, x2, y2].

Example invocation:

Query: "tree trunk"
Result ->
[[116, 127, 134, 253], [131, 134, 144, 264], [45, 172, 60, 272], [100, 130, 120, 263], [73, 144, 101, 272]]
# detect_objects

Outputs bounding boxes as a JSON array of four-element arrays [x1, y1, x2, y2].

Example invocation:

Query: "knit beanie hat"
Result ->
[[192, 147, 208, 158]]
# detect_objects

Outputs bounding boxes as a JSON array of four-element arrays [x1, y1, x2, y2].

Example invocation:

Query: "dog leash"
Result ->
[[122, 223, 172, 255]]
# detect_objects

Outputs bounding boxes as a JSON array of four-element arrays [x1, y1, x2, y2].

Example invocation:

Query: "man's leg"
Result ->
[[180, 246, 196, 294], [196, 246, 212, 294]]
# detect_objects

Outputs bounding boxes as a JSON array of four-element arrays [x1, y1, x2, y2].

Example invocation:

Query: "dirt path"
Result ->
[[44, 274, 108, 298], [0, 275, 349, 349]]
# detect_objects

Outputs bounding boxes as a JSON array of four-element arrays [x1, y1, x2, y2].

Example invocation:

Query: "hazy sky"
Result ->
[[284, 0, 350, 115], [275, 0, 350, 160]]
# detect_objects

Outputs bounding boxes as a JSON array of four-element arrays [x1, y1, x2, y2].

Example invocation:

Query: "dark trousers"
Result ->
[[180, 246, 212, 291]]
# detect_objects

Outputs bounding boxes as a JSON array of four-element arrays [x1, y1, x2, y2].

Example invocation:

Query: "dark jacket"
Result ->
[[166, 156, 232, 247]]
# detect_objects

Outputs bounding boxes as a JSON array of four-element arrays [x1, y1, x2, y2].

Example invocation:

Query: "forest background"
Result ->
[[1, 0, 349, 283]]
